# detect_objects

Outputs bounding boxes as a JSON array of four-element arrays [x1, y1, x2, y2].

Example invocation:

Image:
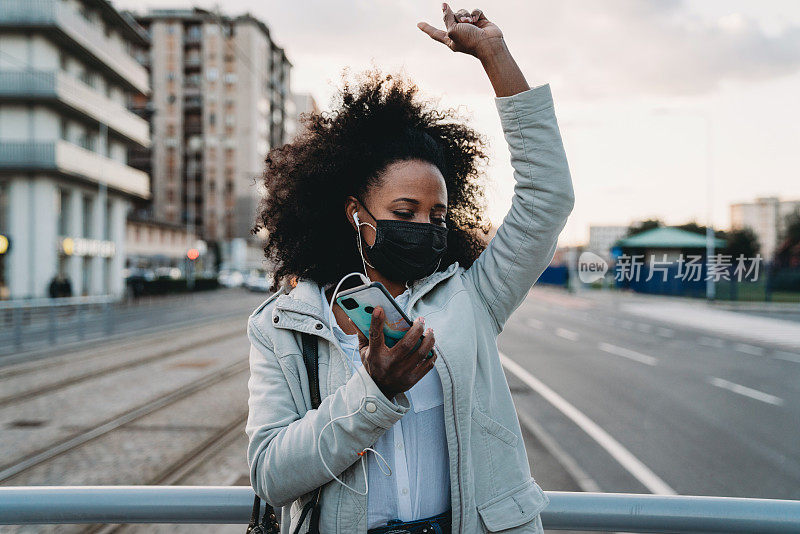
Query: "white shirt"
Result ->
[[320, 285, 451, 528]]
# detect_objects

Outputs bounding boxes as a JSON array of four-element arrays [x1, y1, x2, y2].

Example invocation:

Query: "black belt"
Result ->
[[367, 510, 451, 534]]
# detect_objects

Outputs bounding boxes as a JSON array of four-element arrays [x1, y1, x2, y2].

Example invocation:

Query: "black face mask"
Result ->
[[356, 200, 448, 282]]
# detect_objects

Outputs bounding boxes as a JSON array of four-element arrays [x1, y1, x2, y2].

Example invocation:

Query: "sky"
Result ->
[[115, 0, 800, 246]]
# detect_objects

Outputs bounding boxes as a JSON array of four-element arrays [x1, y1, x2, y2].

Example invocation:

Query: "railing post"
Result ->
[[103, 301, 113, 335], [77, 304, 85, 341], [48, 304, 57, 345], [13, 307, 23, 351]]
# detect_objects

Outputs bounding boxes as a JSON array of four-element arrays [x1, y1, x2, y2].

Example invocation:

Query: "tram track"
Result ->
[[83, 413, 250, 534], [0, 327, 243, 409], [0, 313, 246, 380], [0, 359, 250, 483]]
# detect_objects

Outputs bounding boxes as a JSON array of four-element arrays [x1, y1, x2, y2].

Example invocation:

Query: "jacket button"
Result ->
[[365, 402, 377, 413], [273, 315, 279, 323], [315, 323, 323, 330]]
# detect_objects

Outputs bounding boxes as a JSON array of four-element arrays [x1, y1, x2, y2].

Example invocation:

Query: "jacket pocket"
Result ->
[[472, 406, 519, 447], [477, 478, 549, 532]]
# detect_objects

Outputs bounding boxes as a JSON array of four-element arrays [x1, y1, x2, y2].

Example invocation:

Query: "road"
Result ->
[[1, 286, 798, 533], [499, 286, 800, 501]]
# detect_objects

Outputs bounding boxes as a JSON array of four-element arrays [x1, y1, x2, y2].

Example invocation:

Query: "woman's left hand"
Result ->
[[417, 4, 504, 59]]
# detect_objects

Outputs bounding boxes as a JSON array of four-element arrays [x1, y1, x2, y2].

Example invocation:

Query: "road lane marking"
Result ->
[[707, 377, 784, 406], [500, 353, 676, 495], [699, 337, 725, 348], [556, 328, 579, 341], [734, 343, 766, 357], [527, 318, 544, 329], [775, 351, 800, 363], [515, 410, 601, 493], [598, 342, 658, 366], [656, 327, 674, 338]]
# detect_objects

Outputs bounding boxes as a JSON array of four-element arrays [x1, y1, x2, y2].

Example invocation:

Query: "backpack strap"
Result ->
[[301, 332, 321, 408], [251, 332, 321, 534], [293, 332, 322, 534]]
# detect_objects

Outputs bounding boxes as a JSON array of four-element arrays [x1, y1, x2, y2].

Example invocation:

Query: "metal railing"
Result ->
[[0, 487, 799, 532], [0, 295, 118, 355]]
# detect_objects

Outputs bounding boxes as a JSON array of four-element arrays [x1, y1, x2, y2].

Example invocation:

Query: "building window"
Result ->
[[58, 188, 70, 236], [104, 199, 112, 241], [60, 119, 69, 141], [82, 195, 93, 238], [0, 182, 8, 235], [81, 257, 91, 296]]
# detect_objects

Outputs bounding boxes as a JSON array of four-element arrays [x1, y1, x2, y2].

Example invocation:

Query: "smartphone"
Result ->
[[336, 281, 425, 352]]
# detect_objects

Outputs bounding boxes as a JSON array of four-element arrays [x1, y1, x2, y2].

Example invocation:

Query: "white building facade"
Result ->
[[588, 225, 628, 260], [0, 0, 151, 299]]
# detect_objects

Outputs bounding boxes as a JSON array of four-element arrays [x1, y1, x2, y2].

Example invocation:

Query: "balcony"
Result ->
[[0, 0, 149, 94], [0, 141, 149, 198], [184, 121, 203, 135], [0, 71, 150, 147]]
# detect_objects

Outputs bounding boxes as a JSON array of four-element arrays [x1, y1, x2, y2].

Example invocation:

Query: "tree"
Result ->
[[781, 208, 800, 244], [723, 227, 760, 259], [675, 221, 726, 239], [774, 209, 800, 268], [626, 219, 663, 237]]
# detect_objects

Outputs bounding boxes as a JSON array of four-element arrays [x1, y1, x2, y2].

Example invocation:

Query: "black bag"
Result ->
[[247, 333, 322, 534]]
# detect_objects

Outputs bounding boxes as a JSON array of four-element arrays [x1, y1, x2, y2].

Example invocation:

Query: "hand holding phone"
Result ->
[[356, 305, 438, 400]]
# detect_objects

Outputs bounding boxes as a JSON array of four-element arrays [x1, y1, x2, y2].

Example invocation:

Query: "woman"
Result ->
[[246, 4, 575, 533]]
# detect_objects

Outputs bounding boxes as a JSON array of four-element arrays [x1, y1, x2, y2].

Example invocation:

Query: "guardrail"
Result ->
[[0, 295, 118, 355], [1, 487, 799, 532]]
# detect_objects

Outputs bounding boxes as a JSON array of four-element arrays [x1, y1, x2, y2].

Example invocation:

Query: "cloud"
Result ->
[[116, 0, 800, 100]]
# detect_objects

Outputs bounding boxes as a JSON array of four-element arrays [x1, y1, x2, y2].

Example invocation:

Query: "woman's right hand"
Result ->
[[357, 307, 437, 400]]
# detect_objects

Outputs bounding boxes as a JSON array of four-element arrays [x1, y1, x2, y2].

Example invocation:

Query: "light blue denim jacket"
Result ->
[[245, 83, 575, 533]]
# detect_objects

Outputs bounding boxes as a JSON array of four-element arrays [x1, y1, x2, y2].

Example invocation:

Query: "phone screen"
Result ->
[[336, 284, 412, 347]]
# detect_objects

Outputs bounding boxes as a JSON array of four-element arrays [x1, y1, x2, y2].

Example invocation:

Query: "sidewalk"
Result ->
[[530, 286, 800, 350], [619, 301, 800, 350]]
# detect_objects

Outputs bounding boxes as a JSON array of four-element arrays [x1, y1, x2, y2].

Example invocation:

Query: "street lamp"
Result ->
[[652, 108, 716, 301]]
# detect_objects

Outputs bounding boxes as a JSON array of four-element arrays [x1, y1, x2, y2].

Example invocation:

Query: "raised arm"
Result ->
[[468, 84, 574, 332], [420, 5, 575, 333]]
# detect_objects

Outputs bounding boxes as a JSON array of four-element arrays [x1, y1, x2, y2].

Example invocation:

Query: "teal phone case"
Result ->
[[335, 282, 411, 348]]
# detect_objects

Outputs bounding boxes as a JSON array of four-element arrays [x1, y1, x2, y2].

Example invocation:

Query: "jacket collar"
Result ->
[[274, 261, 461, 321]]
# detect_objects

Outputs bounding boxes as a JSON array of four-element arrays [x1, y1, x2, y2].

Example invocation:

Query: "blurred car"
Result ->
[[154, 267, 183, 280], [244, 269, 273, 292], [123, 267, 156, 282], [218, 269, 245, 288]]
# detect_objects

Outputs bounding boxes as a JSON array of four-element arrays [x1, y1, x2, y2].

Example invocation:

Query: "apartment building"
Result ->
[[285, 91, 319, 142], [730, 196, 800, 262], [0, 0, 151, 299], [130, 9, 291, 267]]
